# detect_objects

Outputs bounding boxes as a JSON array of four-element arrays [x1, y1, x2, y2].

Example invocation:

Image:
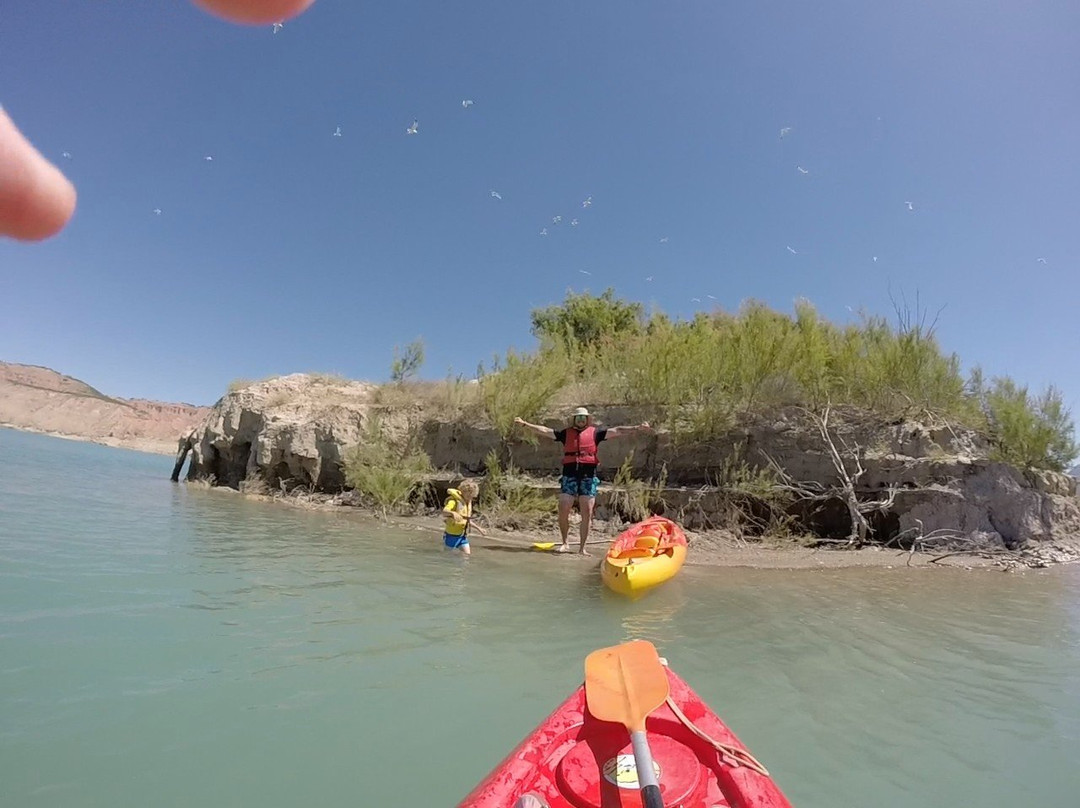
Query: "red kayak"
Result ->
[[458, 654, 792, 808]]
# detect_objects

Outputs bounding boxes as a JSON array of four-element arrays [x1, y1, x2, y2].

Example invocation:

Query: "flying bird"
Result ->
[[707, 295, 717, 300], [490, 190, 502, 200], [797, 166, 809, 175], [333, 126, 342, 137], [582, 196, 592, 208], [462, 99, 474, 109], [645, 276, 653, 282], [659, 237, 669, 243], [272, 22, 283, 34], [787, 246, 798, 255], [579, 270, 591, 275], [779, 127, 792, 139], [691, 298, 701, 303], [1037, 257, 1047, 264], [553, 215, 562, 224], [406, 120, 419, 135], [873, 256, 878, 263], [61, 151, 72, 159], [570, 219, 579, 227], [153, 208, 162, 215], [905, 201, 914, 211], [204, 156, 213, 161], [540, 228, 548, 236]]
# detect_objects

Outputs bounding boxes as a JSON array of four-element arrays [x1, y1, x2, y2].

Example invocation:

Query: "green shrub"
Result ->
[[479, 349, 571, 439], [367, 291, 1076, 472], [609, 453, 668, 522], [531, 288, 644, 352], [343, 416, 432, 514], [479, 450, 554, 526], [390, 338, 425, 383], [984, 379, 1077, 471]]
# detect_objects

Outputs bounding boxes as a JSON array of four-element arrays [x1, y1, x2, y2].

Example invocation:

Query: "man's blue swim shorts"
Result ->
[[560, 475, 600, 498]]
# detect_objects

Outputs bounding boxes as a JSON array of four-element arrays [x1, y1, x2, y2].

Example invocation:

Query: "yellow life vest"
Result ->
[[443, 488, 472, 536]]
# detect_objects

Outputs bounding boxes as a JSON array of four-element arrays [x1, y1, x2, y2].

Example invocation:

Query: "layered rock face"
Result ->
[[0, 361, 210, 455], [182, 374, 1080, 557]]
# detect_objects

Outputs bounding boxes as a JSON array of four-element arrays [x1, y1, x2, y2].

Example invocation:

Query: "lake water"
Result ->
[[2, 427, 1079, 806]]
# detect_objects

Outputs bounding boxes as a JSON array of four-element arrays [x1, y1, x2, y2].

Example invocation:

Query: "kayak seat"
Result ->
[[634, 535, 660, 550], [614, 547, 653, 560]]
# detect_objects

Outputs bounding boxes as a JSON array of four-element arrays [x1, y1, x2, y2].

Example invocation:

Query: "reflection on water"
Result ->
[[2, 428, 1079, 808]]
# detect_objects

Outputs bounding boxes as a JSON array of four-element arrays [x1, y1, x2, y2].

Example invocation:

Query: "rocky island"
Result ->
[[173, 293, 1080, 569]]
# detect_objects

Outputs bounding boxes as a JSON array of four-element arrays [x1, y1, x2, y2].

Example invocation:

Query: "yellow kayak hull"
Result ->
[[601, 545, 687, 598]]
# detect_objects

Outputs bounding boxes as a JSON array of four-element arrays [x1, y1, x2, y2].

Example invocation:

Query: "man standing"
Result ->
[[514, 407, 652, 555]]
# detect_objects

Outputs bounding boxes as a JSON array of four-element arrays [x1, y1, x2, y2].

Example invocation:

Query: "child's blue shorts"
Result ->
[[443, 532, 469, 549]]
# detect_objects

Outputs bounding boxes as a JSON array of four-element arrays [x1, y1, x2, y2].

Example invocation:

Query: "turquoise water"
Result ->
[[2, 427, 1079, 806]]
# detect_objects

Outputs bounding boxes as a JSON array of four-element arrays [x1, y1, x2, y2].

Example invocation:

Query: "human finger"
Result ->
[[193, 0, 316, 25], [0, 108, 77, 241]]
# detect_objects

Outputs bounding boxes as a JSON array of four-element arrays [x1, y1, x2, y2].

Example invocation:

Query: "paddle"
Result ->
[[532, 539, 607, 551], [584, 640, 670, 808]]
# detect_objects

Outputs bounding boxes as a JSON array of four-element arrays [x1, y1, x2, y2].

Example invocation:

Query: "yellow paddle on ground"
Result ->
[[532, 540, 607, 551], [584, 640, 670, 808]]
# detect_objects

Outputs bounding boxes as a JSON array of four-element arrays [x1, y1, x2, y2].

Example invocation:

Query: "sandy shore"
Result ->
[[195, 483, 1006, 570]]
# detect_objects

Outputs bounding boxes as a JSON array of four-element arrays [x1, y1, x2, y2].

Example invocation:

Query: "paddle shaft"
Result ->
[[630, 729, 664, 808]]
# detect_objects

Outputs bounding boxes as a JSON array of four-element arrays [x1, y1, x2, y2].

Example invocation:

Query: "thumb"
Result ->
[[193, 0, 316, 25], [0, 108, 77, 241]]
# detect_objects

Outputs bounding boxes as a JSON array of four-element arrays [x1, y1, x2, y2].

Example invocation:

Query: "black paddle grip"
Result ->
[[642, 783, 664, 808]]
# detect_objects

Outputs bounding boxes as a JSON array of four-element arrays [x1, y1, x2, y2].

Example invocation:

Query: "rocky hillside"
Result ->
[[178, 374, 1080, 565], [0, 361, 210, 455]]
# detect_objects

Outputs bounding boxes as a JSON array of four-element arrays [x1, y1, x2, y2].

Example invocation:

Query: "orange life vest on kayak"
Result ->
[[562, 426, 599, 466]]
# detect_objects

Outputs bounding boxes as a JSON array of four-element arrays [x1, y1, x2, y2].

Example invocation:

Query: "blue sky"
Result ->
[[2, 1, 1078, 409]]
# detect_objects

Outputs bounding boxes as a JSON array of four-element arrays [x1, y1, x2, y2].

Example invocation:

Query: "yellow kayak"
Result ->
[[601, 517, 687, 598]]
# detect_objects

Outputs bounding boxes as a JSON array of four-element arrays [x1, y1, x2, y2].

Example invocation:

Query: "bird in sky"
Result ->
[[462, 99, 473, 109], [579, 270, 591, 275], [272, 22, 283, 34], [490, 190, 501, 200], [691, 298, 701, 303], [707, 295, 717, 300], [645, 276, 653, 282], [787, 246, 798, 254], [152, 208, 162, 215], [582, 196, 592, 208], [779, 127, 792, 139], [407, 120, 419, 135], [873, 256, 878, 263], [540, 227, 548, 236], [1037, 257, 1048, 264], [333, 126, 342, 137], [797, 166, 809, 175], [553, 215, 562, 224], [61, 151, 72, 159], [659, 237, 669, 243], [905, 201, 914, 211], [570, 219, 579, 227]]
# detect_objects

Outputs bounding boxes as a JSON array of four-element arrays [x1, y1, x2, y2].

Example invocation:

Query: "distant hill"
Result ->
[[0, 362, 210, 455]]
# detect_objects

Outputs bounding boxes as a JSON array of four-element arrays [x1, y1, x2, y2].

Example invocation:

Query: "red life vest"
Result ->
[[562, 426, 599, 466]]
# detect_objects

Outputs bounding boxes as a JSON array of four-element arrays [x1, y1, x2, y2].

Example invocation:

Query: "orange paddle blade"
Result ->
[[584, 640, 670, 733]]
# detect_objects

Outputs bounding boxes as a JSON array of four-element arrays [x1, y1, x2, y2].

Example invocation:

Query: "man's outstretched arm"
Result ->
[[605, 422, 652, 439], [514, 417, 556, 440]]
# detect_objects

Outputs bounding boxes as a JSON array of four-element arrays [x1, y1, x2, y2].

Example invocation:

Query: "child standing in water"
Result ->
[[442, 479, 484, 555]]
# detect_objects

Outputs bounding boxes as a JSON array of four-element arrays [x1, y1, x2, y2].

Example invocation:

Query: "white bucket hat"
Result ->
[[570, 406, 592, 424]]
